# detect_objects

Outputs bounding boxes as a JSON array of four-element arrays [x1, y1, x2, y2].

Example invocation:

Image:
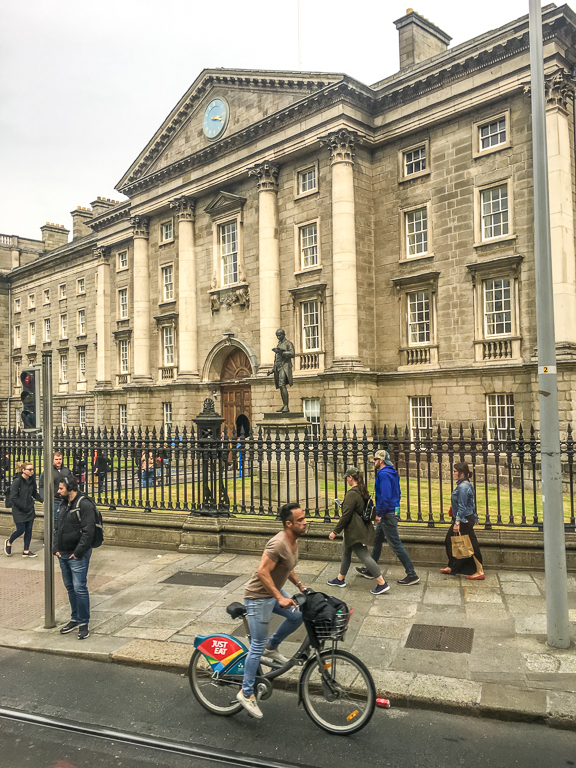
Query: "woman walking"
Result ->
[[4, 461, 42, 557], [442, 462, 484, 580], [327, 467, 391, 596]]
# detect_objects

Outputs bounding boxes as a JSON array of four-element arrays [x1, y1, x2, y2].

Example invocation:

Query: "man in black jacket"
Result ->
[[39, 452, 73, 522], [53, 476, 96, 640]]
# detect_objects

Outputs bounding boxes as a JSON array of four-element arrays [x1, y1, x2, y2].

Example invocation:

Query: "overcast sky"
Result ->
[[0, 0, 547, 239]]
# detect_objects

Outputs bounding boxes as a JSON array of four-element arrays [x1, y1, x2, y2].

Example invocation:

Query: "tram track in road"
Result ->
[[0, 706, 311, 768]]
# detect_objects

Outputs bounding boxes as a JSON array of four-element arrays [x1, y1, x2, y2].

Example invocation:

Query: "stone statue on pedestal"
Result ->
[[268, 328, 294, 413]]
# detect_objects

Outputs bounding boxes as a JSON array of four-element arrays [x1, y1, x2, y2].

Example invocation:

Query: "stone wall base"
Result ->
[[2, 507, 575, 572]]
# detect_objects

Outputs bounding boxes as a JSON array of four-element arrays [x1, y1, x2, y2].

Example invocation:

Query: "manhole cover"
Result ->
[[232, 613, 308, 643], [405, 624, 474, 654], [160, 571, 239, 588]]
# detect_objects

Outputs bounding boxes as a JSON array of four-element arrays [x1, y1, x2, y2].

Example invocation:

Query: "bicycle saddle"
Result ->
[[226, 602, 247, 619]]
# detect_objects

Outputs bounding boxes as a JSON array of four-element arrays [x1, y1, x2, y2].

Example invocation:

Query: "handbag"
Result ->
[[451, 532, 475, 559]]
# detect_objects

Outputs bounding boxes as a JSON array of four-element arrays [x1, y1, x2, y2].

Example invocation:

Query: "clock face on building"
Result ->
[[203, 98, 229, 140]]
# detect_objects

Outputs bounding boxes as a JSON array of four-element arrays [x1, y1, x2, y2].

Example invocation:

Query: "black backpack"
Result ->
[[361, 496, 376, 523], [4, 474, 20, 509], [73, 494, 104, 548]]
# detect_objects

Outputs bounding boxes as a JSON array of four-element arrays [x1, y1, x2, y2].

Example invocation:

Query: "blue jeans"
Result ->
[[141, 469, 154, 488], [242, 590, 303, 697], [371, 514, 417, 579], [9, 519, 34, 550], [58, 549, 92, 625]]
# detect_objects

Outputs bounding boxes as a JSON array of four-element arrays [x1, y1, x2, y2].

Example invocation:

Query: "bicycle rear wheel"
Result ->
[[300, 649, 376, 734], [188, 649, 242, 716]]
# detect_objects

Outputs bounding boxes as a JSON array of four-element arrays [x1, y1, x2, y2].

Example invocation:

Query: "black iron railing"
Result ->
[[0, 424, 574, 529]]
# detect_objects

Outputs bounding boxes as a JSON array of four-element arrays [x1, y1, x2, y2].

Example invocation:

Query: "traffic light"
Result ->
[[20, 368, 40, 431]]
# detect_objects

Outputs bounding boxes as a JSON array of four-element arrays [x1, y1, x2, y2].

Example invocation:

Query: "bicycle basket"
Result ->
[[310, 607, 352, 641]]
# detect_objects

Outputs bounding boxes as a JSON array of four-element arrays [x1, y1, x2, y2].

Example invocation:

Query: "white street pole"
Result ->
[[298, 0, 303, 71], [42, 351, 55, 629], [528, 0, 570, 648]]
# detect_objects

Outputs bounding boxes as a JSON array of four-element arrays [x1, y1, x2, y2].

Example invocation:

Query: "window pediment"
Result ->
[[288, 282, 327, 306], [466, 254, 523, 284], [391, 271, 440, 292], [205, 191, 247, 219]]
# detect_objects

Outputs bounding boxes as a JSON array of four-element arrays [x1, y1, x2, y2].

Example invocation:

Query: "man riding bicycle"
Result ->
[[237, 501, 309, 719]]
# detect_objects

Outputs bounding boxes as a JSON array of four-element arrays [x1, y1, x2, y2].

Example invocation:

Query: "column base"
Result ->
[[132, 375, 153, 385], [329, 357, 367, 371], [176, 372, 201, 381], [94, 380, 112, 390]]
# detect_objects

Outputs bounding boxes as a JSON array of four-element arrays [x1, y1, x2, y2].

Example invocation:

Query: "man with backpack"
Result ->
[[53, 476, 102, 640], [356, 450, 420, 586]]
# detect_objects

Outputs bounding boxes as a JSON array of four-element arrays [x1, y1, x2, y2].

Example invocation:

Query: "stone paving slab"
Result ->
[[1, 542, 576, 729]]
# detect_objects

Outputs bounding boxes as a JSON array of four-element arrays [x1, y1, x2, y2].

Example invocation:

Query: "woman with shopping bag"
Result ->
[[441, 462, 485, 580]]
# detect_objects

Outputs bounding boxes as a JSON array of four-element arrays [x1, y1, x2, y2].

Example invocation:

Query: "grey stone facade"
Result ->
[[2, 7, 576, 435]]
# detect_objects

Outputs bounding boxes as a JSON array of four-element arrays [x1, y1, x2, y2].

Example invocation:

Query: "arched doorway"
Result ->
[[220, 348, 252, 435]]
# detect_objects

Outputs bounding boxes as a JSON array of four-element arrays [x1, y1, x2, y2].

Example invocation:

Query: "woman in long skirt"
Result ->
[[442, 461, 484, 580]]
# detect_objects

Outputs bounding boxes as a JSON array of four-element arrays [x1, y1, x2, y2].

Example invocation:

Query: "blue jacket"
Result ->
[[451, 478, 476, 523], [374, 465, 401, 515]]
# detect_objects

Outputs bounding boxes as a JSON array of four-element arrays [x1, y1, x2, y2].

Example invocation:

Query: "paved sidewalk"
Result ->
[[1, 537, 576, 729]]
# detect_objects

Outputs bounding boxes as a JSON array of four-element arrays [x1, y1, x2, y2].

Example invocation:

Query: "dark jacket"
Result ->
[[53, 493, 96, 559], [39, 465, 73, 502], [9, 474, 41, 523], [332, 486, 375, 548], [374, 465, 401, 515], [94, 452, 111, 475]]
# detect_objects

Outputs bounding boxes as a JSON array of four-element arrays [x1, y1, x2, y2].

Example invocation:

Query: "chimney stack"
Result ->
[[90, 196, 120, 219], [394, 9, 451, 70], [70, 206, 93, 239], [40, 222, 69, 252]]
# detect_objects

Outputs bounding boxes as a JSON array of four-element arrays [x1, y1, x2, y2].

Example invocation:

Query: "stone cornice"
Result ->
[[88, 202, 131, 233], [169, 196, 196, 221], [248, 161, 280, 192]]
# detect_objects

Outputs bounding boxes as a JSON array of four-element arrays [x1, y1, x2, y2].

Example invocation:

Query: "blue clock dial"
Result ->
[[203, 98, 229, 140]]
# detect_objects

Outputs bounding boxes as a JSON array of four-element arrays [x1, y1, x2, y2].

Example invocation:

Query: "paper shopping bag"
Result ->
[[451, 532, 475, 559]]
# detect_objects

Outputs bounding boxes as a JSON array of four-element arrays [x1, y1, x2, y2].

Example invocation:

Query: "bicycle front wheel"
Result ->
[[300, 649, 376, 734], [188, 649, 242, 716]]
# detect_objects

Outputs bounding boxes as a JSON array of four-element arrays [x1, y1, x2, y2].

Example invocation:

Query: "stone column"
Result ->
[[545, 70, 576, 354], [320, 129, 361, 368], [131, 216, 152, 381], [94, 247, 111, 387], [249, 161, 281, 369], [170, 196, 199, 378]]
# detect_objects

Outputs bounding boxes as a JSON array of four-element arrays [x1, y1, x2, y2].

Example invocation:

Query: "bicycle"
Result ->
[[188, 589, 376, 735]]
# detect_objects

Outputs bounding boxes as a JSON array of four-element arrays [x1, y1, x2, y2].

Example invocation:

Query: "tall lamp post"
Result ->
[[528, 0, 570, 648]]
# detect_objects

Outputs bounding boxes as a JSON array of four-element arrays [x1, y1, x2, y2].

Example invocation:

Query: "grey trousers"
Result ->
[[340, 542, 381, 578]]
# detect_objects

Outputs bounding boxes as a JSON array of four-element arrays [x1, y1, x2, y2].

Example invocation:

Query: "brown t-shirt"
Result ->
[[244, 531, 299, 600]]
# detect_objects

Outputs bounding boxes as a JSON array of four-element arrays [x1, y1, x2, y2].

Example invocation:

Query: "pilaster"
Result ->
[[170, 196, 199, 379], [94, 247, 112, 388], [319, 129, 363, 369], [131, 215, 152, 382], [249, 161, 281, 369], [545, 69, 576, 355]]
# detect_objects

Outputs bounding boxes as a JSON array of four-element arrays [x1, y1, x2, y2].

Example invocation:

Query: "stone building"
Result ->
[[2, 5, 576, 437]]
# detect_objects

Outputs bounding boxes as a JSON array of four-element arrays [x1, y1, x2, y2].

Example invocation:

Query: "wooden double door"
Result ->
[[220, 348, 252, 436]]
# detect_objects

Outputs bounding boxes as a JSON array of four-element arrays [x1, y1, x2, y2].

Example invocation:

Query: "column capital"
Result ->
[[169, 196, 196, 221], [93, 246, 111, 263], [319, 128, 359, 164], [545, 69, 575, 111], [131, 215, 150, 238], [318, 128, 360, 164], [524, 68, 576, 113], [248, 160, 280, 192]]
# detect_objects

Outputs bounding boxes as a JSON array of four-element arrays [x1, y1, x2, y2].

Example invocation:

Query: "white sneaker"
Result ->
[[236, 689, 263, 719], [262, 647, 289, 664]]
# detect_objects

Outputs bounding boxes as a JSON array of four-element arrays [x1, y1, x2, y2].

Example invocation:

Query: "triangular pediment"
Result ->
[[115, 68, 344, 193], [205, 191, 247, 218]]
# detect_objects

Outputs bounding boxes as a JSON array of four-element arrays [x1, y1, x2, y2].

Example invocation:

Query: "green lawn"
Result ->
[[92, 473, 575, 527]]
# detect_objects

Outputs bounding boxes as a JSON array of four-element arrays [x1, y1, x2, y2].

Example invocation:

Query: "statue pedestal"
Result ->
[[253, 412, 317, 507], [257, 412, 309, 437]]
